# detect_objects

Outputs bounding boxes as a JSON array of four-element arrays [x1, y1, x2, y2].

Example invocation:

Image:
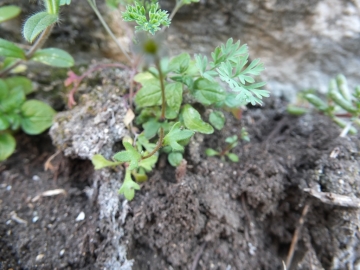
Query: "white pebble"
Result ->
[[75, 211, 85, 222], [36, 254, 44, 261], [6, 185, 11, 191], [59, 249, 65, 257], [32, 216, 39, 223], [32, 175, 41, 181]]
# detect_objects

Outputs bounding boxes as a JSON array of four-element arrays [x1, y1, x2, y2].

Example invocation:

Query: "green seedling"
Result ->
[[87, 0, 268, 200], [287, 74, 360, 136], [0, 1, 74, 161], [205, 131, 249, 163]]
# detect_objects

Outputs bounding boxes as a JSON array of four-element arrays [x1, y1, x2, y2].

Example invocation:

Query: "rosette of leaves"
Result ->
[[287, 74, 360, 136], [0, 77, 55, 161], [205, 135, 241, 162]]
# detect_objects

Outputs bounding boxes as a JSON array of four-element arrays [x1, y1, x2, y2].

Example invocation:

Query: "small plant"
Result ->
[[0, 1, 74, 161], [287, 74, 360, 136], [206, 135, 240, 162], [87, 0, 268, 200]]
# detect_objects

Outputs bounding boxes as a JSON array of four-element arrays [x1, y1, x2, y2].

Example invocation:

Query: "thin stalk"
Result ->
[[87, 0, 131, 62], [0, 24, 54, 78], [141, 127, 164, 159], [141, 57, 167, 160], [155, 58, 166, 120]]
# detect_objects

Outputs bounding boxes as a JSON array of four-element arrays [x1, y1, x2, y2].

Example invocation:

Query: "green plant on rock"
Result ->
[[88, 0, 268, 200], [0, 0, 74, 161], [287, 74, 360, 137]]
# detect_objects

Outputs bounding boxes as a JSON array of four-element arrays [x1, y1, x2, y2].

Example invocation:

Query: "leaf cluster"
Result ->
[[0, 77, 56, 161], [0, 1, 74, 161], [288, 74, 360, 135], [195, 38, 268, 107], [122, 1, 170, 34], [205, 135, 244, 162]]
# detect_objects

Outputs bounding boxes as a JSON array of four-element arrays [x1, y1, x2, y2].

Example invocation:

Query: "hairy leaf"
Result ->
[[92, 154, 122, 170], [23, 12, 58, 43], [0, 5, 21, 23]]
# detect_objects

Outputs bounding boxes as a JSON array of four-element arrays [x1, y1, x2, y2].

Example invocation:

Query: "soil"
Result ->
[[1, 92, 360, 269]]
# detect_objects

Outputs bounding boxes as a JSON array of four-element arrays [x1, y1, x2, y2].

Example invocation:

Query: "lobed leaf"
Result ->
[[191, 78, 225, 105], [181, 104, 214, 134], [163, 122, 194, 151], [92, 154, 122, 170], [209, 110, 225, 130], [119, 169, 140, 200]]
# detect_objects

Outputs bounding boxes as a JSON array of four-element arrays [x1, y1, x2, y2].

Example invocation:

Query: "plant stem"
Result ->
[[155, 58, 166, 120], [0, 24, 54, 78], [141, 127, 164, 159], [141, 57, 167, 160], [87, 0, 131, 63]]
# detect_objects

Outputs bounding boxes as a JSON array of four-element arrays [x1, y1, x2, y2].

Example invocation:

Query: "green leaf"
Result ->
[[225, 135, 238, 144], [20, 100, 56, 135], [5, 76, 33, 95], [91, 154, 122, 170], [286, 105, 309, 116], [60, 0, 71, 5], [328, 79, 357, 114], [0, 115, 10, 131], [168, 53, 190, 73], [5, 113, 21, 130], [336, 74, 351, 101], [113, 142, 141, 170], [31, 48, 74, 67], [0, 38, 25, 59], [23, 12, 58, 43], [0, 86, 25, 113], [181, 104, 214, 134], [227, 153, 239, 162], [163, 122, 194, 151], [143, 119, 162, 139], [0, 132, 16, 161], [209, 110, 225, 130], [205, 148, 219, 157], [119, 169, 140, 200], [192, 78, 225, 105], [304, 93, 328, 112], [0, 79, 9, 100], [45, 0, 60, 15], [134, 78, 161, 108], [138, 154, 157, 171], [0, 5, 21, 23], [168, 152, 183, 167], [122, 2, 170, 34], [165, 82, 183, 119]]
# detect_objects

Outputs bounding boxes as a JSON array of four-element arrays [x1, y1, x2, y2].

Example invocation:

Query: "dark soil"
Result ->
[[2, 97, 359, 269]]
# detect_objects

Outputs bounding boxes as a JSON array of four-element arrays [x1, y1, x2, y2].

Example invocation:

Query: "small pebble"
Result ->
[[36, 254, 44, 261], [32, 175, 41, 181], [32, 216, 39, 223], [59, 249, 65, 257], [75, 211, 85, 222], [6, 185, 12, 191]]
